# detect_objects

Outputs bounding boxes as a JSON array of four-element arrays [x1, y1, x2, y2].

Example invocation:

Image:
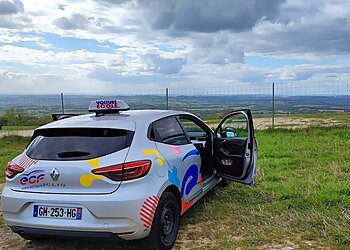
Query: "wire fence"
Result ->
[[58, 80, 350, 129], [1, 80, 349, 129]]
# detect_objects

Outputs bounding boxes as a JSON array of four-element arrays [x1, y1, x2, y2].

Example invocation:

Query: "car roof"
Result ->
[[37, 110, 192, 131]]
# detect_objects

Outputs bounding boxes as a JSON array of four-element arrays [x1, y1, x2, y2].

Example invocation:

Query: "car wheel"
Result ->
[[145, 192, 180, 250]]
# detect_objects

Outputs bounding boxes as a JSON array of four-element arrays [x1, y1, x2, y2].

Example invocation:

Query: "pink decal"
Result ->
[[140, 195, 160, 228], [19, 154, 39, 169], [170, 145, 181, 155]]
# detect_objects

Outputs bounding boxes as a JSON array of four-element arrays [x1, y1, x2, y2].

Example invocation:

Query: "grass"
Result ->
[[0, 127, 349, 249], [0, 125, 37, 131], [0, 136, 29, 181], [177, 127, 350, 249]]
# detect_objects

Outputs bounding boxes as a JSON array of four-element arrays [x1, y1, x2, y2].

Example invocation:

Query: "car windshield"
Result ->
[[26, 128, 134, 161]]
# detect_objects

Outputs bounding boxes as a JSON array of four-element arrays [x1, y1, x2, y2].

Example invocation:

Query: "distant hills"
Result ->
[[0, 94, 349, 118]]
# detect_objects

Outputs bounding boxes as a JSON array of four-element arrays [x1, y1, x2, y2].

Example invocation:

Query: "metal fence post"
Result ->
[[272, 82, 275, 130], [61, 92, 65, 114], [166, 88, 169, 110]]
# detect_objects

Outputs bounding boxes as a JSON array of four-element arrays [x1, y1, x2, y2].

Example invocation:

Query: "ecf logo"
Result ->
[[19, 170, 45, 185]]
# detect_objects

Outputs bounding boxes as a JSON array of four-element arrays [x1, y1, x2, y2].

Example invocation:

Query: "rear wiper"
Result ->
[[57, 151, 91, 158]]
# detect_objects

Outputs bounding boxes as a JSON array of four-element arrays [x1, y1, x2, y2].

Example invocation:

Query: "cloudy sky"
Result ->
[[0, 0, 349, 94]]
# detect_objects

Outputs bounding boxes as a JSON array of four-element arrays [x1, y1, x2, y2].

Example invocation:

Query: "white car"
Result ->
[[1, 100, 257, 249]]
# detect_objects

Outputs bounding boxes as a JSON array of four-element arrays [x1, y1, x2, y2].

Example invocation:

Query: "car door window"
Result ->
[[218, 113, 248, 138], [213, 110, 257, 186], [179, 117, 207, 142], [153, 117, 189, 145], [179, 116, 214, 180]]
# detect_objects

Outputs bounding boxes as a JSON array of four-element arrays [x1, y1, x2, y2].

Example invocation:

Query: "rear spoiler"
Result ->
[[51, 114, 79, 121]]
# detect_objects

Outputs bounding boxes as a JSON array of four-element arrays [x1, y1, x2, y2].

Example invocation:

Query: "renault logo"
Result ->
[[50, 168, 60, 181]]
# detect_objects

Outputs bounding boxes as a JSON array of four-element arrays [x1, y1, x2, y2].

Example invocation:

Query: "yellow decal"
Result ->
[[142, 149, 164, 166], [80, 158, 104, 187]]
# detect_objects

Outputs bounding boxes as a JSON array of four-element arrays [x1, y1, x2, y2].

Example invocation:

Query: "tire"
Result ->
[[145, 192, 180, 250]]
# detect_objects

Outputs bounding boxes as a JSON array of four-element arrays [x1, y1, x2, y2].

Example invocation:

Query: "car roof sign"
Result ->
[[88, 99, 130, 114]]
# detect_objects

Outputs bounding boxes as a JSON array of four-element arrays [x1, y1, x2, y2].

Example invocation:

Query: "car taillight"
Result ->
[[91, 160, 152, 181], [6, 162, 24, 179]]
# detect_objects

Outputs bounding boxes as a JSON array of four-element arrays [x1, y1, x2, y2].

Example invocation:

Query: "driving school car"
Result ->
[[1, 100, 257, 250]]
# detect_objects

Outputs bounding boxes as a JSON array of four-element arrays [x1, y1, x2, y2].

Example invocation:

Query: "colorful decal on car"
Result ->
[[181, 199, 193, 214], [19, 154, 39, 169], [180, 164, 199, 198], [142, 149, 164, 166], [140, 195, 160, 229], [80, 158, 104, 187], [181, 149, 200, 162], [179, 148, 202, 214], [168, 166, 180, 189], [170, 145, 182, 155], [19, 170, 45, 186]]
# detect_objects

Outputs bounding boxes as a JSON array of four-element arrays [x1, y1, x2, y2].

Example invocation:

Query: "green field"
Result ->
[[0, 136, 29, 181], [0, 127, 349, 249]]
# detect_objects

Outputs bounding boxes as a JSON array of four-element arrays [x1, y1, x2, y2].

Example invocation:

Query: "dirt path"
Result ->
[[253, 117, 344, 129], [0, 116, 345, 139], [205, 116, 345, 130], [0, 130, 33, 138]]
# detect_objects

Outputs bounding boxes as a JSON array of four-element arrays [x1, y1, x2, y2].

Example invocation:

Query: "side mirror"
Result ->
[[226, 131, 238, 138]]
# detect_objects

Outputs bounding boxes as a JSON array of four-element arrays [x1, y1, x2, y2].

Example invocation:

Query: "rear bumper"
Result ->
[[10, 226, 125, 241], [1, 181, 161, 240]]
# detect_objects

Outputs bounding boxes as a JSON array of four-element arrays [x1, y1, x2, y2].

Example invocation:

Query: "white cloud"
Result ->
[[0, 0, 349, 94]]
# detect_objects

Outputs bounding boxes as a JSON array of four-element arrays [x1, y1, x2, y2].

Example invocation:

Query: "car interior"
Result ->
[[178, 116, 214, 180], [213, 113, 251, 179]]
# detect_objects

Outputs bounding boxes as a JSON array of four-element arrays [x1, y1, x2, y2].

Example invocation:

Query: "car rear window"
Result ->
[[26, 128, 134, 161]]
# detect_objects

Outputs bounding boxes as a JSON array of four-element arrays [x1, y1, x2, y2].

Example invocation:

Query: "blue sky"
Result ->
[[0, 0, 349, 94]]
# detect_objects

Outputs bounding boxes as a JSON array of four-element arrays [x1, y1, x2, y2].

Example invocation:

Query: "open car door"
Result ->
[[213, 109, 257, 186]]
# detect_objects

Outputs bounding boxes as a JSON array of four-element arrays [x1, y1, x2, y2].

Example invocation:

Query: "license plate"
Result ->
[[33, 205, 82, 220]]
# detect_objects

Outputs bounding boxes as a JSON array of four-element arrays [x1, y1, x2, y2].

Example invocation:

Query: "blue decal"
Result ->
[[180, 164, 199, 198], [168, 166, 180, 189], [182, 149, 200, 162]]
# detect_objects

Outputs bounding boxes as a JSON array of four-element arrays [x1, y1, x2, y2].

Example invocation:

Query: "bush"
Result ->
[[0, 108, 51, 126]]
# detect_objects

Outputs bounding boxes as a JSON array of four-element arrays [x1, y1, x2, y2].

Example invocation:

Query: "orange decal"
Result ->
[[181, 199, 193, 214], [199, 175, 203, 188]]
